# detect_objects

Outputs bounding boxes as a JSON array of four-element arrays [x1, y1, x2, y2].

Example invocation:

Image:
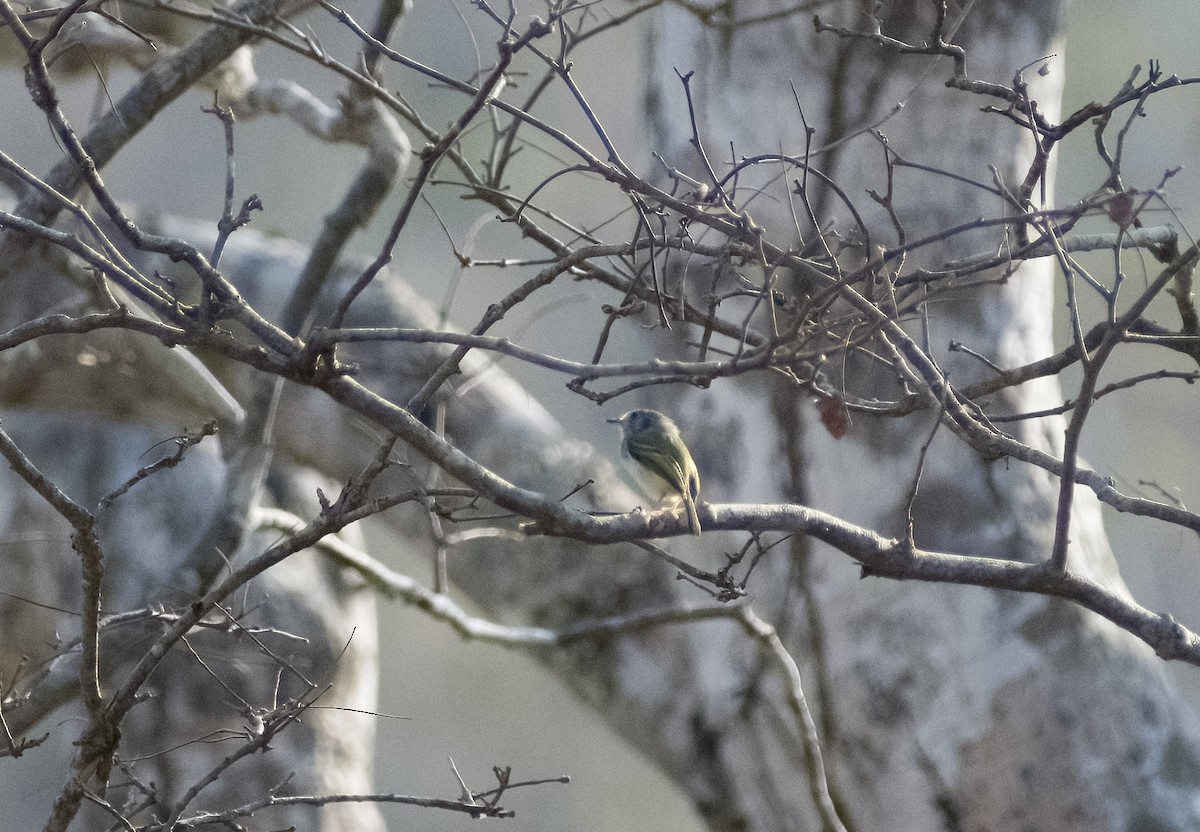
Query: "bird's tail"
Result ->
[[684, 496, 702, 537]]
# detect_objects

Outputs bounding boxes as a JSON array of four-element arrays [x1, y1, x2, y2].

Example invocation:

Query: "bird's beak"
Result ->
[[606, 416, 622, 424]]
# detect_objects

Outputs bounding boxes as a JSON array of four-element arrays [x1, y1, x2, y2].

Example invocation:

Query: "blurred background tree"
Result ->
[[2, 1, 1199, 830]]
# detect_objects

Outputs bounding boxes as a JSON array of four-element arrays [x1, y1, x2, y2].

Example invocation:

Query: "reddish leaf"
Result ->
[[816, 394, 851, 439]]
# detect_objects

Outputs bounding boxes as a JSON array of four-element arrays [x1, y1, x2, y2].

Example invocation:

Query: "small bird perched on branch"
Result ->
[[607, 409, 702, 536]]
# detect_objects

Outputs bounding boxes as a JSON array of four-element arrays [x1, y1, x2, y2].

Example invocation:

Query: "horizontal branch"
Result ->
[[0, 309, 186, 351], [177, 789, 528, 825], [589, 501, 1200, 667], [254, 507, 739, 646], [311, 326, 770, 382], [941, 224, 1178, 274]]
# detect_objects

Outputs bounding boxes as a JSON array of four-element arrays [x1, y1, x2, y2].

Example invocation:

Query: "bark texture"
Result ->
[[632, 2, 1200, 829], [0, 248, 382, 831]]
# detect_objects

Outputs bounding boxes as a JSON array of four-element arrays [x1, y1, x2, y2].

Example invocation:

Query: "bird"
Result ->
[[607, 409, 702, 536]]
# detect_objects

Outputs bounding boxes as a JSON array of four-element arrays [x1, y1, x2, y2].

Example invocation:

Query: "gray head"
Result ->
[[606, 409, 676, 438]]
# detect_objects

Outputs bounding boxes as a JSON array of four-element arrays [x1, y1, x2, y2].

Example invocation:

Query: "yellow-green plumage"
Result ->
[[608, 409, 702, 536]]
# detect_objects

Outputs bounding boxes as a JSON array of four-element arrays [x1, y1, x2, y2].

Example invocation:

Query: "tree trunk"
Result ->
[[630, 2, 1200, 829], [0, 253, 383, 831]]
